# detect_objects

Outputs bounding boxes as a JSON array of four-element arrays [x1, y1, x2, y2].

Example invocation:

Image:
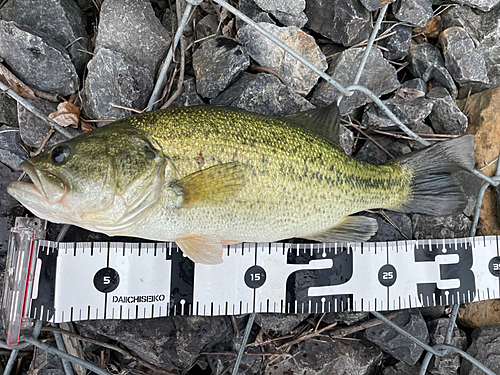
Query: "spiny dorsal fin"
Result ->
[[176, 236, 224, 264], [304, 216, 378, 243], [281, 102, 340, 144], [173, 162, 245, 208]]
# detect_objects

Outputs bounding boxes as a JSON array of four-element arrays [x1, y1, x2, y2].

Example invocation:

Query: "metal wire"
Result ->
[[0, 82, 74, 140], [145, 1, 198, 111], [337, 4, 389, 106], [21, 335, 109, 375], [231, 313, 256, 375]]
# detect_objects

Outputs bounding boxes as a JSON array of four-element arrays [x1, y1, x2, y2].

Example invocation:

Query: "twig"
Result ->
[[31, 127, 55, 156], [329, 311, 400, 338], [77, 49, 95, 56], [40, 327, 176, 375], [202, 351, 292, 357], [161, 0, 187, 110], [248, 65, 288, 86], [348, 121, 394, 159], [32, 89, 60, 102], [65, 37, 84, 49], [378, 209, 410, 240], [110, 103, 142, 113]]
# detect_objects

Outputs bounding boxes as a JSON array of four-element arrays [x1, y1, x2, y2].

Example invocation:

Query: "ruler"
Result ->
[[20, 236, 500, 324]]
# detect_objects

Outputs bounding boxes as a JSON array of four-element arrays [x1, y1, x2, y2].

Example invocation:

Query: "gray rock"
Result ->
[[76, 316, 234, 368], [311, 47, 400, 116], [454, 170, 481, 217], [407, 42, 458, 98], [365, 309, 429, 365], [255, 313, 308, 334], [236, 0, 273, 29], [237, 23, 327, 95], [0, 21, 78, 96], [195, 14, 219, 40], [454, 0, 500, 11], [254, 0, 307, 27], [0, 162, 24, 252], [362, 97, 434, 129], [355, 140, 388, 165], [211, 72, 314, 116], [323, 311, 370, 325], [84, 48, 154, 122], [17, 98, 79, 148], [0, 126, 28, 171], [266, 338, 383, 375], [208, 346, 262, 375], [193, 37, 250, 99], [419, 306, 445, 319], [381, 24, 412, 61], [0, 0, 13, 21], [386, 141, 412, 157], [367, 211, 413, 242], [442, 5, 500, 87], [461, 326, 500, 375], [383, 362, 422, 375], [408, 122, 434, 150], [254, 0, 304, 14], [361, 0, 396, 11], [169, 76, 205, 108], [0, 95, 18, 127], [272, 11, 308, 28], [428, 318, 466, 375], [13, 0, 89, 76], [427, 87, 468, 135], [305, 0, 372, 46], [34, 345, 65, 375], [339, 125, 355, 156], [442, 3, 500, 45], [96, 0, 171, 75], [440, 27, 489, 85], [403, 78, 428, 93], [392, 0, 434, 27], [411, 214, 472, 240]]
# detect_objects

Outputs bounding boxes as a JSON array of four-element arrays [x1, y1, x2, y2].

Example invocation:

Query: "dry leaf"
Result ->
[[222, 19, 234, 38], [0, 63, 36, 99], [80, 120, 93, 133], [395, 87, 426, 100], [49, 101, 81, 128]]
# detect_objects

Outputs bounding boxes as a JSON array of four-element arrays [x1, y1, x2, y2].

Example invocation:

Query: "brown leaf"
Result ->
[[80, 120, 93, 133], [222, 19, 234, 38], [0, 63, 36, 99], [49, 101, 81, 128]]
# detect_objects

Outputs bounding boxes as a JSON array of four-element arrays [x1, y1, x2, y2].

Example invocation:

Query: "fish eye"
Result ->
[[51, 145, 71, 164]]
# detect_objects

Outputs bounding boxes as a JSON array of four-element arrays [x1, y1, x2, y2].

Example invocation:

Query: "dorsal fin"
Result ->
[[281, 102, 340, 144]]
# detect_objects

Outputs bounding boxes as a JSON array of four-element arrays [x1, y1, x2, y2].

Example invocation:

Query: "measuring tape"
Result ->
[[3, 218, 500, 346]]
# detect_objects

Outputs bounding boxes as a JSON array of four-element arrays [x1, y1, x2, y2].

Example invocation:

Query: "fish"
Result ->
[[7, 104, 475, 264]]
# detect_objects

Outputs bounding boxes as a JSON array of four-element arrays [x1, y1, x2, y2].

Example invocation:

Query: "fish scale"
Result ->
[[128, 106, 409, 240]]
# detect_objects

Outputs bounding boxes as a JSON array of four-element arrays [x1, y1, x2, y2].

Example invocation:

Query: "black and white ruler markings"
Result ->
[[26, 236, 500, 323]]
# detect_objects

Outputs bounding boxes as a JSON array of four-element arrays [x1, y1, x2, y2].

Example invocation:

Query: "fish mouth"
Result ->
[[8, 161, 67, 204]]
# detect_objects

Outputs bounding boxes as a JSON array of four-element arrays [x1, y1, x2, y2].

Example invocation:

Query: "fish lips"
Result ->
[[8, 161, 67, 205]]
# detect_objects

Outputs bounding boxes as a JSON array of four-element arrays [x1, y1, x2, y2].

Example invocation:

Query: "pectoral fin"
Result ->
[[304, 216, 378, 243], [173, 162, 245, 208], [176, 236, 224, 264], [281, 102, 340, 144]]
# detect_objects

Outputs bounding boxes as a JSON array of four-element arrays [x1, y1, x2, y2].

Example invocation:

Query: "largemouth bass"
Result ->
[[7, 104, 475, 264]]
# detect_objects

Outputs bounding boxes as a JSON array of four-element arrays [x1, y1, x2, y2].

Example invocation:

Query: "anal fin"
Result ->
[[304, 216, 378, 243], [176, 236, 224, 264]]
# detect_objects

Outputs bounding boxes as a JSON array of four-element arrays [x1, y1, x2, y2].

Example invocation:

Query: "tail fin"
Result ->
[[395, 135, 475, 215]]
